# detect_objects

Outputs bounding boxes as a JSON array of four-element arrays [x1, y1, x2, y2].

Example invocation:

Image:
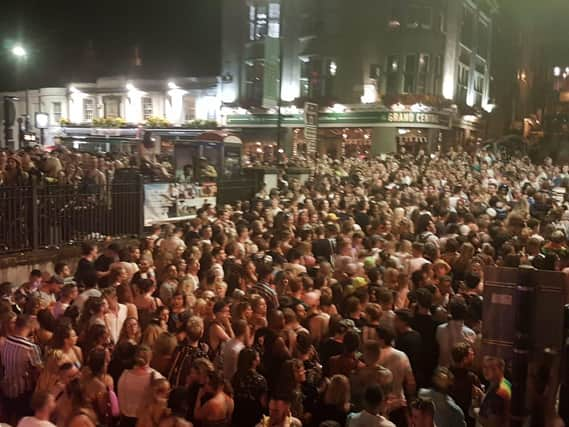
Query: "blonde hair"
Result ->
[[324, 375, 350, 407], [152, 332, 177, 357]]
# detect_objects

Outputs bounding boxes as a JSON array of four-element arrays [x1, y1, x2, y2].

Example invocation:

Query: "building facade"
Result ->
[[1, 76, 220, 148], [220, 0, 498, 156]]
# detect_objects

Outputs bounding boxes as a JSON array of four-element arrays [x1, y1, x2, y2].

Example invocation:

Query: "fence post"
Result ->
[[137, 174, 145, 237], [31, 182, 39, 250]]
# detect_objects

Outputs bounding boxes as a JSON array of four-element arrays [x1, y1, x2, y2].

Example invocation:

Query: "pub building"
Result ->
[[220, 0, 497, 158]]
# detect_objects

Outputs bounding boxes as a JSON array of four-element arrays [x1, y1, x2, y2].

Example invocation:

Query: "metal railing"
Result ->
[[0, 177, 144, 255]]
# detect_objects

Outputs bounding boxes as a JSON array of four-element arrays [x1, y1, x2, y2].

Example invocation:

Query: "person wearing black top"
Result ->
[[94, 243, 120, 287], [394, 309, 423, 386], [318, 319, 347, 377], [74, 242, 99, 288], [312, 224, 338, 264], [410, 288, 440, 388], [232, 348, 268, 427]]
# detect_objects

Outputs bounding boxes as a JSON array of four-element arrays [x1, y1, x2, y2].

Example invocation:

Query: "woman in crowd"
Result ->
[[51, 324, 83, 368], [231, 348, 268, 427], [118, 345, 163, 427]]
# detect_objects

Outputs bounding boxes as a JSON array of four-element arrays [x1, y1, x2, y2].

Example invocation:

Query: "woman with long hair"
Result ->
[[142, 306, 170, 349], [77, 297, 109, 339], [150, 332, 177, 377], [51, 324, 83, 368], [167, 291, 190, 333], [250, 295, 268, 331], [231, 348, 268, 427], [310, 374, 351, 427], [452, 242, 476, 283], [275, 359, 306, 420], [82, 347, 114, 426], [134, 279, 163, 331], [118, 317, 141, 346], [81, 323, 112, 357]]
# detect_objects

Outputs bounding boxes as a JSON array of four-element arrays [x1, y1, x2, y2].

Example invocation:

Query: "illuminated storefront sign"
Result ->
[[225, 110, 452, 128]]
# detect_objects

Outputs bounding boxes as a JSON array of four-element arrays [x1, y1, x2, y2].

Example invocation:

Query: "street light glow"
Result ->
[[12, 45, 27, 57], [554, 67, 561, 77]]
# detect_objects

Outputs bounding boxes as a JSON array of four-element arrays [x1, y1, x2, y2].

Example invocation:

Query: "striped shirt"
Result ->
[[0, 335, 42, 398], [252, 281, 279, 311]]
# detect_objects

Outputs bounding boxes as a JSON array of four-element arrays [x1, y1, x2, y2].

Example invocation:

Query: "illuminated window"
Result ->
[[142, 97, 153, 120], [300, 57, 335, 98], [83, 98, 94, 122], [52, 102, 62, 124], [249, 3, 280, 40]]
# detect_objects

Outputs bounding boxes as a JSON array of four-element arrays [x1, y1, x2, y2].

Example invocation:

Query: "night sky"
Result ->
[[0, 0, 221, 91], [0, 0, 568, 92]]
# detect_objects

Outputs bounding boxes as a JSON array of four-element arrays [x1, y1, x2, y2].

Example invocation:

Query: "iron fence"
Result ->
[[0, 177, 144, 255]]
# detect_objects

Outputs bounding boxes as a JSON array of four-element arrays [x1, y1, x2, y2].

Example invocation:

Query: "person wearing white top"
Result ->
[[118, 346, 163, 422], [103, 288, 129, 344], [346, 384, 395, 427], [436, 300, 476, 367], [221, 319, 248, 380], [17, 391, 57, 427]]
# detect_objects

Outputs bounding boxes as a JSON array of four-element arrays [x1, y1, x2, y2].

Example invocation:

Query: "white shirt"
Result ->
[[17, 417, 56, 427], [436, 320, 476, 367], [346, 410, 396, 427], [105, 303, 128, 344], [118, 368, 163, 417]]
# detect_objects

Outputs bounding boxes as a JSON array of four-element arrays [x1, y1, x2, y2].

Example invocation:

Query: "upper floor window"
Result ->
[[244, 59, 265, 104], [300, 57, 335, 98], [142, 97, 153, 120], [461, 7, 474, 48], [404, 54, 418, 93], [83, 98, 94, 122], [52, 102, 62, 124], [478, 21, 489, 59], [386, 55, 400, 94], [249, 3, 280, 40], [408, 5, 432, 30], [456, 63, 470, 104]]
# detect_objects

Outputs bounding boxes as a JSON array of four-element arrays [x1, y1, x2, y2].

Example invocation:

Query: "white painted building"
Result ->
[[0, 76, 221, 148]]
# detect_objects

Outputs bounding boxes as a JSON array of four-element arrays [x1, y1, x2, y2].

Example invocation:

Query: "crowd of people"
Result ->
[[1, 144, 569, 427]]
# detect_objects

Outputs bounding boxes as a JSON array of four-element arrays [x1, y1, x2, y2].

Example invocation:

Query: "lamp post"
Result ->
[[11, 45, 30, 133]]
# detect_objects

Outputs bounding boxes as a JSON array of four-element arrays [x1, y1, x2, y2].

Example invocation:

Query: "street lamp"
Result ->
[[11, 45, 27, 58], [11, 44, 30, 136]]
